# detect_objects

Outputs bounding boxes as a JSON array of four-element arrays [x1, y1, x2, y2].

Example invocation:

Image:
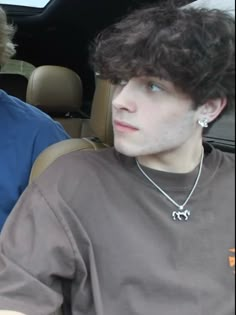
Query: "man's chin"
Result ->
[[114, 141, 138, 157]]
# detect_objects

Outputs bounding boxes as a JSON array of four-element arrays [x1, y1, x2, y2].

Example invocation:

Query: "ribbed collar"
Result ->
[[115, 143, 222, 192]]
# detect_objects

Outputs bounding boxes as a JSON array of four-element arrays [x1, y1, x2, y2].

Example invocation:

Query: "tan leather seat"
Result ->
[[26, 65, 83, 138], [80, 77, 114, 146], [29, 78, 114, 183]]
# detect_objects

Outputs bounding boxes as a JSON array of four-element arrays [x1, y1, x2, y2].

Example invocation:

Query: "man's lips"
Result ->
[[113, 120, 139, 132]]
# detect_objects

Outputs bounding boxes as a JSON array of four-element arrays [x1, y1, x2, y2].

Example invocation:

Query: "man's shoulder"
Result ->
[[47, 147, 119, 174], [37, 147, 118, 178], [211, 147, 235, 181], [218, 149, 235, 169], [34, 147, 120, 196], [0, 90, 69, 144], [206, 143, 235, 169], [0, 89, 58, 126]]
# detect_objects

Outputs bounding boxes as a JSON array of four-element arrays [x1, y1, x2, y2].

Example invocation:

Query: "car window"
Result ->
[[0, 0, 50, 8], [186, 0, 235, 15]]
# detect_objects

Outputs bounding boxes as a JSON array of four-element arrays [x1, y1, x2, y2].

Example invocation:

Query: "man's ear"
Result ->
[[198, 97, 227, 123]]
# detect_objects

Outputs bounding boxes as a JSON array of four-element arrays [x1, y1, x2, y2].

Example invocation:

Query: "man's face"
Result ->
[[112, 77, 201, 157]]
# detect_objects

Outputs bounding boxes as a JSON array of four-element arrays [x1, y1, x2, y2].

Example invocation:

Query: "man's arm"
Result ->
[[0, 183, 75, 315], [31, 117, 70, 163]]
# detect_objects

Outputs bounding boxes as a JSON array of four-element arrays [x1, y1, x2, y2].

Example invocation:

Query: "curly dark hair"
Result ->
[[90, 3, 235, 115], [0, 6, 16, 66]]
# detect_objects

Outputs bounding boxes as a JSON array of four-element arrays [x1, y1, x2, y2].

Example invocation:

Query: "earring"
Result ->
[[198, 118, 208, 128]]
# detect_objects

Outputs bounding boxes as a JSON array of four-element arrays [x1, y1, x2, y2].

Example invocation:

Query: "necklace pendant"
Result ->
[[172, 209, 191, 221]]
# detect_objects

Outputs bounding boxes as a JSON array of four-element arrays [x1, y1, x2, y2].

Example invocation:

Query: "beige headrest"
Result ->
[[82, 78, 114, 146], [26, 65, 82, 113]]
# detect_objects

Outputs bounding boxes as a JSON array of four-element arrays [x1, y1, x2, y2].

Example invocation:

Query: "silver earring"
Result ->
[[198, 118, 208, 128]]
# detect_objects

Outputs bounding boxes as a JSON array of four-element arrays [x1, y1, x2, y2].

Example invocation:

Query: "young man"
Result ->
[[0, 7, 70, 231], [0, 3, 235, 315]]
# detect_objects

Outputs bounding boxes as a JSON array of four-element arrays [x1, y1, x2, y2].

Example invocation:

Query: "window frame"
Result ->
[[0, 0, 51, 8]]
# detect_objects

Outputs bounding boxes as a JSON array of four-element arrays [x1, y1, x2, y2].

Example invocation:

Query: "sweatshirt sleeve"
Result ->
[[0, 183, 75, 315]]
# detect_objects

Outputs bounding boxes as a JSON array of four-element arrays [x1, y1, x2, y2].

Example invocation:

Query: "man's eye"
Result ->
[[118, 80, 128, 86], [148, 82, 162, 92], [111, 79, 128, 86]]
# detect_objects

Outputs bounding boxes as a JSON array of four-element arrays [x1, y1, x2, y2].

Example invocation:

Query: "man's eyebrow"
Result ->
[[141, 76, 174, 90]]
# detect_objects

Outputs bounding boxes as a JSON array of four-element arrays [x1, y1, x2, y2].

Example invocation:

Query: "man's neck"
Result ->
[[137, 140, 203, 174]]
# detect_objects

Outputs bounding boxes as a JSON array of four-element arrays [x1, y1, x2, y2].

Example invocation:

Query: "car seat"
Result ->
[[26, 65, 84, 138], [29, 77, 114, 182]]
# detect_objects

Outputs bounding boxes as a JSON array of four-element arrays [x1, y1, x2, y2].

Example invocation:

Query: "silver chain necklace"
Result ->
[[135, 148, 204, 221]]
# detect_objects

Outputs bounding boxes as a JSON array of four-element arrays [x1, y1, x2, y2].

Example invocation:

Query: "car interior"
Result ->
[[26, 65, 84, 137], [0, 0, 235, 314], [0, 0, 235, 148], [29, 77, 114, 182], [0, 0, 234, 184]]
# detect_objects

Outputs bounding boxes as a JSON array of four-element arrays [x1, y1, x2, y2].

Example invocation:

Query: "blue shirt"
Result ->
[[0, 90, 70, 231]]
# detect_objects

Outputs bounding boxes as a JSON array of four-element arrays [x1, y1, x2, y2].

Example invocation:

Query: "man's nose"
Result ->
[[112, 82, 137, 112]]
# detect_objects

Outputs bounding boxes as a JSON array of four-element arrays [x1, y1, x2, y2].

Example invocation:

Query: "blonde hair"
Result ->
[[0, 6, 16, 66]]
